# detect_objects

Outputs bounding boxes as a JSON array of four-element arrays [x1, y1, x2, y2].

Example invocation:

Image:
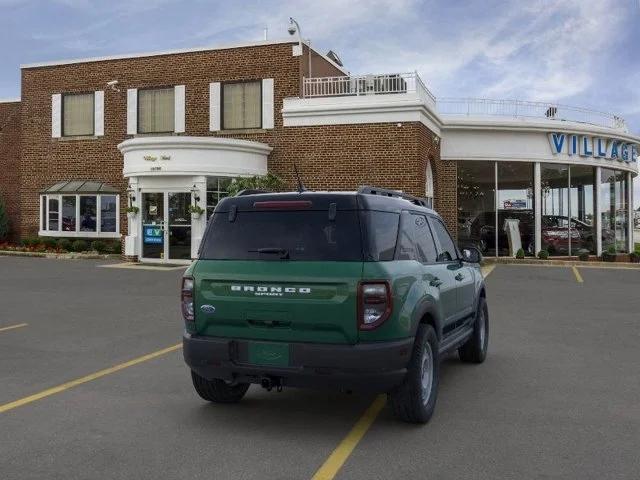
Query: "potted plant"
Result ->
[[537, 249, 549, 260], [188, 204, 205, 219], [515, 248, 525, 259], [126, 206, 139, 218]]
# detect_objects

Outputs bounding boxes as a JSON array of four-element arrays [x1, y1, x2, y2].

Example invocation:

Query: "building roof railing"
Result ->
[[302, 72, 437, 108], [436, 98, 628, 132], [302, 73, 628, 132]]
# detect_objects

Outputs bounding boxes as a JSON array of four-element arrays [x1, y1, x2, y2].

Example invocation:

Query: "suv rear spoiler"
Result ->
[[358, 186, 430, 208]]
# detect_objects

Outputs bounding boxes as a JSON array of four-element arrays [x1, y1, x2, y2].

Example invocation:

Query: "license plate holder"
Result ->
[[247, 342, 290, 367]]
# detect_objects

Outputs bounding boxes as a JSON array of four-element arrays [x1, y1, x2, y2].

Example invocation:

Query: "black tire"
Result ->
[[388, 324, 439, 424], [191, 371, 250, 403], [459, 296, 489, 363]]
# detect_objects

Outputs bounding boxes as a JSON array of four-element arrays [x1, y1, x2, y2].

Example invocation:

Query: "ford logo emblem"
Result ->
[[200, 305, 216, 314]]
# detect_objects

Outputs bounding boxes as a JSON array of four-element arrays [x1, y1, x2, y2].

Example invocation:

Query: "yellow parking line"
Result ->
[[481, 265, 496, 278], [311, 395, 386, 480], [0, 323, 28, 333], [0, 343, 182, 414], [572, 266, 584, 283]]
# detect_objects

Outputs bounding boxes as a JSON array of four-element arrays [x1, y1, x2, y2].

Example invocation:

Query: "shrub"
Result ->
[[0, 194, 9, 241], [515, 248, 525, 259], [577, 251, 590, 261], [227, 173, 286, 196], [57, 238, 72, 252], [630, 252, 640, 264], [21, 237, 39, 248], [108, 241, 121, 255], [91, 240, 107, 253], [537, 249, 549, 260], [71, 239, 88, 252], [41, 237, 58, 250]]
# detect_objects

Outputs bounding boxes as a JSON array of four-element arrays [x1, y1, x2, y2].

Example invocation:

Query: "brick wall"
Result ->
[[0, 101, 21, 240], [18, 42, 449, 243], [19, 43, 303, 238]]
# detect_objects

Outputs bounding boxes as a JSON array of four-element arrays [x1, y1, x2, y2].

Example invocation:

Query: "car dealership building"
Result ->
[[0, 38, 638, 262]]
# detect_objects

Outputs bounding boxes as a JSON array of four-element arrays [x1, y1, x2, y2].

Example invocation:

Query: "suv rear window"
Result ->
[[200, 210, 363, 261]]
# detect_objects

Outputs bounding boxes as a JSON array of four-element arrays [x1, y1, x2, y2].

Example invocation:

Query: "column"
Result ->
[[534, 162, 541, 255], [190, 175, 207, 259], [124, 177, 139, 258], [628, 171, 634, 253], [595, 167, 602, 256]]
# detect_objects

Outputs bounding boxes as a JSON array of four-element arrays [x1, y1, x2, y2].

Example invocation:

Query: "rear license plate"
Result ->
[[247, 342, 290, 367]]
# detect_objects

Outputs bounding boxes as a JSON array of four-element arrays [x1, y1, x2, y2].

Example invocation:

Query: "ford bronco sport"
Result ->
[[182, 186, 488, 423]]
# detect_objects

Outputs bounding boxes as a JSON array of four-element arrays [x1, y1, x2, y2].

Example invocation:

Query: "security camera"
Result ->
[[287, 24, 297, 35], [107, 80, 120, 92]]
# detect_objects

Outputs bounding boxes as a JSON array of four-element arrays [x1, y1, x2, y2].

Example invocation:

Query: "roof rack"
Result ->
[[235, 189, 270, 196], [357, 185, 430, 208]]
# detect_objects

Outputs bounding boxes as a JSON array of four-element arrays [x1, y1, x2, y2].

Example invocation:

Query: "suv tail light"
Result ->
[[358, 281, 392, 330], [181, 277, 194, 322]]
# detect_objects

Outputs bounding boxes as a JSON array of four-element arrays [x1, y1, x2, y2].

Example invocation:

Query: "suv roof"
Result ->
[[214, 186, 437, 216]]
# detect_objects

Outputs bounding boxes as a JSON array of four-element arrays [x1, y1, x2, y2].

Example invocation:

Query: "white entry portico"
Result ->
[[118, 136, 271, 262]]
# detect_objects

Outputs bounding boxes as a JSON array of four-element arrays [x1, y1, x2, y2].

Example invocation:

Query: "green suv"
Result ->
[[182, 186, 488, 423]]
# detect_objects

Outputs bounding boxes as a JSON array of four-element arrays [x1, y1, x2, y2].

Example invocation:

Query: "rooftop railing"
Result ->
[[436, 98, 628, 132], [302, 72, 436, 107], [301, 74, 628, 132]]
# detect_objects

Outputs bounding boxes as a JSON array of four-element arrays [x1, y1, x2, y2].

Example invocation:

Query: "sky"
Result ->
[[1, 0, 639, 203]]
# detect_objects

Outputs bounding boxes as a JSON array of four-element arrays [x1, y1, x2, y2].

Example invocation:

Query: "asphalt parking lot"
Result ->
[[1, 257, 640, 480]]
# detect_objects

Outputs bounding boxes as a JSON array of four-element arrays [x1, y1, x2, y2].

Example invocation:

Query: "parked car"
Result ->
[[181, 187, 488, 423]]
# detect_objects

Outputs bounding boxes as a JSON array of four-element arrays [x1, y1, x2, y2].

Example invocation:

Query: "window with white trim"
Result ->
[[62, 93, 95, 136], [138, 87, 175, 133], [206, 177, 231, 219], [39, 194, 120, 237], [222, 81, 261, 129]]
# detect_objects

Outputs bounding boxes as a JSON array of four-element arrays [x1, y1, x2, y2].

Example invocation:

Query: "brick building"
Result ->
[[0, 38, 638, 261]]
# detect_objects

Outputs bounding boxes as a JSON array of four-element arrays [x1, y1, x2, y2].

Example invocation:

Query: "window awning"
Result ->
[[41, 180, 120, 194]]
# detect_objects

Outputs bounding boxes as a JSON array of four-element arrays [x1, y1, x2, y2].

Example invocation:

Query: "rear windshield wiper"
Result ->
[[248, 247, 290, 259]]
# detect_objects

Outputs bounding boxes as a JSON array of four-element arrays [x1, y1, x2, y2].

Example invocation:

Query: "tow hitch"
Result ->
[[260, 376, 283, 392]]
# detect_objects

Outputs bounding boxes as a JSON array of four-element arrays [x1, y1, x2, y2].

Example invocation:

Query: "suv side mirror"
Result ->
[[461, 247, 482, 264]]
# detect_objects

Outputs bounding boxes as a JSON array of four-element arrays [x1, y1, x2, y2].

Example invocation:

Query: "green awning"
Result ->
[[41, 180, 119, 194]]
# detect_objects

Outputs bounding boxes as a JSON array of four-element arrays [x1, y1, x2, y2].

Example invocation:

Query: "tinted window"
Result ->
[[362, 211, 399, 261], [395, 212, 437, 263], [430, 217, 457, 262], [200, 210, 362, 261]]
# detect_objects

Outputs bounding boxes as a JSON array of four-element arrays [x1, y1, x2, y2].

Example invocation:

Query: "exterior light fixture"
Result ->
[[126, 185, 136, 203], [288, 17, 312, 78], [191, 184, 201, 203]]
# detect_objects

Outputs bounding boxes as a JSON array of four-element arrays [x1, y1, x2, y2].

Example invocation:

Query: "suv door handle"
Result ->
[[455, 273, 465, 281], [429, 278, 443, 287]]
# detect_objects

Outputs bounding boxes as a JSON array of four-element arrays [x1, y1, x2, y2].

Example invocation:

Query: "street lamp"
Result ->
[[288, 17, 312, 80]]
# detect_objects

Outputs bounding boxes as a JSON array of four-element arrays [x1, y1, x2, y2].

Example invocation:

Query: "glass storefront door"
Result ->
[[141, 192, 192, 262], [168, 192, 192, 260]]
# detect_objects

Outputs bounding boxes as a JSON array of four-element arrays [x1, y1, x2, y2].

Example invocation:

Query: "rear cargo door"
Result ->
[[194, 261, 362, 344], [194, 203, 364, 344]]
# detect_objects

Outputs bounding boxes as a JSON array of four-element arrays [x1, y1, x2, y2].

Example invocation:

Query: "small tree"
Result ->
[[226, 173, 286, 197], [0, 194, 9, 241]]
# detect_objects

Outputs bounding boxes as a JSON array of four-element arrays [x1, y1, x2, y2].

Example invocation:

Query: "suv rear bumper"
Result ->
[[183, 333, 413, 392]]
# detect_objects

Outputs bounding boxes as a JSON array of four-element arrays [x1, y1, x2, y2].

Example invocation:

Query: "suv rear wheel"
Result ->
[[459, 297, 489, 363], [191, 371, 250, 403], [388, 324, 439, 423]]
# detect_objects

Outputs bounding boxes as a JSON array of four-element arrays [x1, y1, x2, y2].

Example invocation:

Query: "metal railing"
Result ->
[[302, 72, 436, 105], [436, 98, 628, 131]]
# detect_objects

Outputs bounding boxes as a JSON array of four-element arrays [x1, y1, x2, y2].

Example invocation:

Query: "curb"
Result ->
[[0, 250, 120, 260], [483, 258, 640, 269]]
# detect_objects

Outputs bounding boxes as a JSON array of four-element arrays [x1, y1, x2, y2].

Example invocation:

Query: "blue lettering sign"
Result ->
[[569, 135, 578, 155], [620, 143, 629, 162], [548, 133, 565, 154], [143, 226, 163, 245], [580, 136, 593, 156], [610, 141, 619, 159], [596, 138, 607, 157]]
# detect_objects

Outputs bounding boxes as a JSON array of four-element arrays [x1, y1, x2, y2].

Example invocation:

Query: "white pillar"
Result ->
[[191, 175, 207, 259], [124, 177, 140, 258], [595, 167, 602, 256], [628, 171, 634, 253], [534, 162, 541, 255]]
